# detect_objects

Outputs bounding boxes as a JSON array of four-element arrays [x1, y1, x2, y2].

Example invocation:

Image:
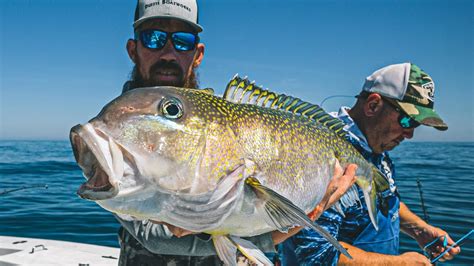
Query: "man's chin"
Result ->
[[383, 141, 401, 152], [150, 76, 184, 87]]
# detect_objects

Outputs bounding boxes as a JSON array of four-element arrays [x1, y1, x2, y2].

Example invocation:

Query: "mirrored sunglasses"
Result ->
[[383, 99, 421, 129], [136, 29, 199, 52]]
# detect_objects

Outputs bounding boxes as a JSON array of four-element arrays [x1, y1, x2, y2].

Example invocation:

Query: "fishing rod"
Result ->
[[416, 178, 429, 222], [0, 184, 48, 196], [320, 95, 355, 108], [423, 229, 474, 264]]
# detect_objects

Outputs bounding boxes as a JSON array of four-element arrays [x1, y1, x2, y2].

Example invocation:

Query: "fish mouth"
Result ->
[[70, 123, 125, 201]]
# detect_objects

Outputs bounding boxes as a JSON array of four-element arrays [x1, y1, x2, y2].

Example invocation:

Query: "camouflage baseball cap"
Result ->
[[361, 63, 448, 130]]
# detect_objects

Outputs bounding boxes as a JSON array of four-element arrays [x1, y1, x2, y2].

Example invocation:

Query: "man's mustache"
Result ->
[[150, 60, 184, 77]]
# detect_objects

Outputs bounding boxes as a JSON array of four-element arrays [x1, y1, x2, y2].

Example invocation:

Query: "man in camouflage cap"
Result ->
[[361, 62, 447, 131], [354, 62, 448, 154], [280, 63, 460, 265]]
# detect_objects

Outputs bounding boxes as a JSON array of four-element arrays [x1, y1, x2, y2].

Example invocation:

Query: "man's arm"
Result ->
[[337, 242, 431, 266], [337, 202, 461, 265], [399, 202, 460, 262]]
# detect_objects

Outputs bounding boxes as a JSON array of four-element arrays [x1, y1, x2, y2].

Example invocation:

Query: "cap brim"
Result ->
[[134, 16, 203, 32], [397, 101, 448, 131]]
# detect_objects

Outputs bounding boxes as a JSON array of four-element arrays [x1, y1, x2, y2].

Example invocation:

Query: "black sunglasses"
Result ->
[[136, 29, 199, 52], [383, 98, 420, 129]]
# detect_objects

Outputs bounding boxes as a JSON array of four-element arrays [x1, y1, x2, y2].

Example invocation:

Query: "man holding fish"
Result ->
[[114, 0, 358, 265], [280, 63, 461, 265]]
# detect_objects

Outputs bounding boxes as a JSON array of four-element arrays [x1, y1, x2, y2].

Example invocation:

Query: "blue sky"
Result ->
[[1, 0, 473, 141]]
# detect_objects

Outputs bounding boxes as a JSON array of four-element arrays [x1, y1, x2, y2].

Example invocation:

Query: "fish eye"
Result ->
[[161, 98, 183, 119]]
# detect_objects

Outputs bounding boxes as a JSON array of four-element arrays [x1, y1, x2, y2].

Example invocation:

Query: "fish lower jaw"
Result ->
[[77, 161, 118, 200], [72, 124, 124, 200]]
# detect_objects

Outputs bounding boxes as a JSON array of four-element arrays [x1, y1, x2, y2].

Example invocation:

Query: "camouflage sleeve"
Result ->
[[287, 208, 344, 265], [116, 215, 275, 256]]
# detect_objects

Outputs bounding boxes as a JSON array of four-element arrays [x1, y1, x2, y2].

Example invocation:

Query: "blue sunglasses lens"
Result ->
[[139, 30, 197, 51], [171, 32, 197, 51], [141, 30, 167, 49], [399, 114, 420, 129]]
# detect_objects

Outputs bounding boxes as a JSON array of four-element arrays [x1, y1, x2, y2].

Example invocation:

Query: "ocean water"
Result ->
[[0, 140, 473, 265]]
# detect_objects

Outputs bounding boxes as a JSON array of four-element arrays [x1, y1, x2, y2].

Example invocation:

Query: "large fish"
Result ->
[[70, 82, 388, 265]]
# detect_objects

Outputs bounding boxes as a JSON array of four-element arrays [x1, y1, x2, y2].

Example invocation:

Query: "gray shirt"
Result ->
[[116, 216, 276, 256]]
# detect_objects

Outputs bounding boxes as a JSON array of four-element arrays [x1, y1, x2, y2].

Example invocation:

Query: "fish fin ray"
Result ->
[[144, 220, 153, 240], [357, 176, 379, 231], [338, 184, 361, 209], [332, 201, 345, 217], [245, 177, 352, 259], [200, 88, 215, 95], [373, 169, 390, 217], [224, 75, 347, 137], [133, 220, 141, 236], [229, 236, 273, 266], [212, 235, 238, 266]]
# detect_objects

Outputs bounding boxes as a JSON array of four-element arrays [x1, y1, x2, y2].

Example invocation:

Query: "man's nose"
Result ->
[[403, 127, 415, 139], [159, 39, 179, 61]]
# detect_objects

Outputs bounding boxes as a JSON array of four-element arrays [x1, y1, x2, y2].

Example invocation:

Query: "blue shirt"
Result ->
[[280, 106, 399, 265]]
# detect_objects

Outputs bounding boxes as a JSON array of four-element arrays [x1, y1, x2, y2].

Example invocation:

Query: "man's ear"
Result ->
[[364, 93, 384, 116], [126, 39, 138, 63], [193, 43, 205, 68]]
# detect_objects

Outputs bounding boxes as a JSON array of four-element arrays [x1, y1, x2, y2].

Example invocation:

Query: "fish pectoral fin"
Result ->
[[212, 235, 273, 266], [246, 177, 353, 259], [245, 177, 303, 232]]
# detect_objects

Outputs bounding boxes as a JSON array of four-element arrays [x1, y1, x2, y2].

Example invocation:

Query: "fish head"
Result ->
[[70, 86, 227, 202]]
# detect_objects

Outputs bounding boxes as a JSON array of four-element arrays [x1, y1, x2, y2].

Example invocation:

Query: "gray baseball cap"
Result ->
[[134, 0, 203, 32]]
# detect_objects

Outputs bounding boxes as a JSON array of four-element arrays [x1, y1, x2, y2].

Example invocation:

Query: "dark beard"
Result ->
[[123, 62, 199, 93]]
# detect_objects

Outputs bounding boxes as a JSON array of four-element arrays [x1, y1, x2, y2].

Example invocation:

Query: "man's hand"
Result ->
[[399, 202, 460, 262], [414, 225, 460, 262], [273, 163, 358, 244], [308, 162, 358, 220]]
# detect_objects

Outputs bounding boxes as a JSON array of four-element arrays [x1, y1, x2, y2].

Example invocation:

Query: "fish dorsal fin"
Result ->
[[200, 88, 215, 95], [224, 75, 347, 137]]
